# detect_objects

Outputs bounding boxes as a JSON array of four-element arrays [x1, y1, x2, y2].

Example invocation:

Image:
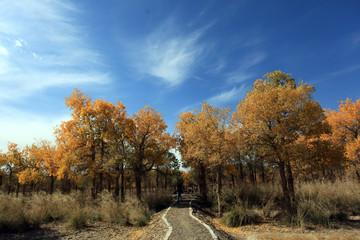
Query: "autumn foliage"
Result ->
[[176, 71, 358, 216], [0, 70, 359, 225], [1, 89, 177, 202], [326, 98, 360, 179]]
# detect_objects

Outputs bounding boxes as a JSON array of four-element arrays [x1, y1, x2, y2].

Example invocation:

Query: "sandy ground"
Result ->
[[208, 214, 360, 240]]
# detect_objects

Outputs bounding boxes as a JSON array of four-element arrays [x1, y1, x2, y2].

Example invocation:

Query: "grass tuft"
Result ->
[[222, 205, 260, 227], [66, 208, 91, 230]]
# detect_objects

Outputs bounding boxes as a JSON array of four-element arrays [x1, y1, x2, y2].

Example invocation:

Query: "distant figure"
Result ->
[[177, 181, 183, 203]]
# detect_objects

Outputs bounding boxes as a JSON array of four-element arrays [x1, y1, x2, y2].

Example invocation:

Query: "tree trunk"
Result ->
[[239, 162, 244, 182], [261, 164, 266, 182], [286, 163, 296, 209], [61, 177, 70, 194], [164, 170, 168, 191], [216, 165, 223, 216], [322, 166, 326, 179], [22, 184, 26, 196], [61, 178, 65, 193], [156, 169, 159, 189], [99, 172, 103, 193], [16, 182, 20, 197], [279, 161, 297, 215], [8, 169, 12, 194], [99, 141, 105, 193], [114, 173, 120, 201], [0, 174, 2, 187], [330, 169, 335, 182], [199, 163, 207, 202], [254, 167, 257, 183], [279, 161, 292, 214], [91, 176, 96, 199], [135, 168, 142, 200], [91, 146, 97, 198], [231, 174, 235, 187], [67, 178, 71, 194], [107, 175, 111, 193], [355, 169, 360, 182], [147, 173, 151, 192], [121, 163, 125, 202], [249, 163, 256, 183], [50, 175, 54, 195]]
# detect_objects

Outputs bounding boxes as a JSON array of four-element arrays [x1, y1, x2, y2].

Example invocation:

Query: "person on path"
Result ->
[[177, 180, 183, 203]]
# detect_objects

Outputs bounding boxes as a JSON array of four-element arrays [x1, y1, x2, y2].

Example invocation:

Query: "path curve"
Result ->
[[162, 203, 174, 240], [162, 194, 218, 240]]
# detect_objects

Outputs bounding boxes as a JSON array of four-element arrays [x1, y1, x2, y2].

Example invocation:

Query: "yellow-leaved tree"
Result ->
[[176, 110, 208, 202], [18, 144, 44, 193], [128, 105, 175, 200], [106, 101, 132, 202], [55, 89, 133, 198], [232, 71, 326, 214], [326, 98, 360, 180], [176, 102, 231, 215], [54, 89, 95, 195], [3, 143, 24, 196]]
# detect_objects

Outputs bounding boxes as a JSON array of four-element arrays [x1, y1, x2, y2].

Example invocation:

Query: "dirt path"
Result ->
[[162, 194, 218, 240]]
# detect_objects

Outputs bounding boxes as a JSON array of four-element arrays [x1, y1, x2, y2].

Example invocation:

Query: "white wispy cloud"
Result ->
[[0, 45, 9, 56], [0, 71, 110, 100], [178, 85, 246, 114], [241, 34, 266, 47], [137, 18, 209, 87], [14, 39, 23, 47], [178, 102, 201, 114], [329, 64, 360, 77], [207, 86, 246, 106], [205, 59, 226, 74], [227, 72, 254, 83], [227, 52, 266, 83], [346, 32, 360, 48], [0, 0, 109, 101]]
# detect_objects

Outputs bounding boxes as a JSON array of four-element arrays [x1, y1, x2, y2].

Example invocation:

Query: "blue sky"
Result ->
[[0, 0, 360, 151]]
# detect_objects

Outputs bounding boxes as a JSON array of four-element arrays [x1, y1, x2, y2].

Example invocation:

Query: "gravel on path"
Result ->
[[165, 194, 217, 240]]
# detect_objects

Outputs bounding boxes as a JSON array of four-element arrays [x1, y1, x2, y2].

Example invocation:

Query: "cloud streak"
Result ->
[[138, 19, 209, 87], [0, 0, 109, 101], [329, 64, 360, 77], [226, 52, 266, 83], [178, 85, 246, 114], [346, 32, 360, 49], [0, 45, 9, 56], [207, 86, 246, 106]]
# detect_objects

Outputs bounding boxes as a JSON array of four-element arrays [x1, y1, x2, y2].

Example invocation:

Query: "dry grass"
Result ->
[[218, 180, 360, 228], [0, 190, 172, 233], [295, 180, 360, 227], [222, 205, 260, 227], [0, 193, 67, 232]]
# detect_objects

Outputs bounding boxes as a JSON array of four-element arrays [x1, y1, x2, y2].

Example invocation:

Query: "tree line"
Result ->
[[0, 70, 359, 217], [176, 71, 360, 216], [0, 89, 179, 201]]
